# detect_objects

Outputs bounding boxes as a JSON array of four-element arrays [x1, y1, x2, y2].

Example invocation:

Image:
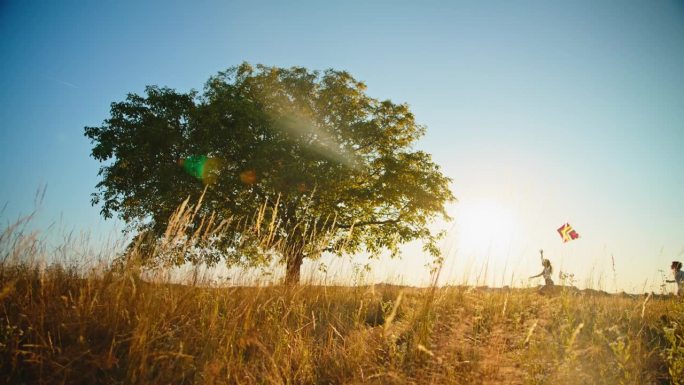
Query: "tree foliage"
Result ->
[[85, 63, 454, 283]]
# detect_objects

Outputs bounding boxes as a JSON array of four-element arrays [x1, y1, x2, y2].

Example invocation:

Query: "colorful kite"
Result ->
[[557, 223, 580, 243]]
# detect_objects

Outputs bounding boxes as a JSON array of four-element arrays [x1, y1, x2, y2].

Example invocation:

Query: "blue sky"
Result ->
[[1, 0, 683, 291]]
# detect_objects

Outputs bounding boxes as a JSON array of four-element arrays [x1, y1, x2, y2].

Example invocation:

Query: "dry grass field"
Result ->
[[1, 207, 683, 385], [1, 260, 683, 384]]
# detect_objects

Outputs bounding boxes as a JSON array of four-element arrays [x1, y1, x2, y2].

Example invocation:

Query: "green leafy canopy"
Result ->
[[85, 63, 455, 282]]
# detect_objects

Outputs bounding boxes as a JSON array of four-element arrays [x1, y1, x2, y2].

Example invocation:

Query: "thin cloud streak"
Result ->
[[42, 75, 79, 89]]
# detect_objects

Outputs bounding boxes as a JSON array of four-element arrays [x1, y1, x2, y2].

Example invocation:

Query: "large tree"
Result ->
[[85, 63, 454, 283]]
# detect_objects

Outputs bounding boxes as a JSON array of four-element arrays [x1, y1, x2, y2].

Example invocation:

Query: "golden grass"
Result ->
[[1, 201, 682, 384], [1, 259, 683, 384]]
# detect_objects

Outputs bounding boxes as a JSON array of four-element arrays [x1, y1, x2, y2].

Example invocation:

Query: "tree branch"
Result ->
[[336, 217, 400, 229]]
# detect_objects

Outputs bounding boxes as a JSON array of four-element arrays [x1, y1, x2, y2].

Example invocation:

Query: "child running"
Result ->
[[530, 249, 554, 289], [666, 261, 683, 296]]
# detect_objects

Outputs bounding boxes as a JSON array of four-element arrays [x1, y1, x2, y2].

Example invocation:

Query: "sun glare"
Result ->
[[453, 199, 517, 258]]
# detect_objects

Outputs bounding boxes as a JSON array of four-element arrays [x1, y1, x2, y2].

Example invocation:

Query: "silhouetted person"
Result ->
[[666, 261, 683, 296], [530, 249, 554, 290]]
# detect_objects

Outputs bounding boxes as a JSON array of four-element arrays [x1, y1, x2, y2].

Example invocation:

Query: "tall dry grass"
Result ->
[[1, 198, 683, 384]]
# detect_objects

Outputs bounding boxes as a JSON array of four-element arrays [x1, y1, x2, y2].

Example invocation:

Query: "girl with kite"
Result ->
[[530, 249, 554, 290]]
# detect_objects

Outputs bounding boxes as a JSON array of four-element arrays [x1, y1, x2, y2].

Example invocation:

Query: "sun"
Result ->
[[452, 199, 517, 257]]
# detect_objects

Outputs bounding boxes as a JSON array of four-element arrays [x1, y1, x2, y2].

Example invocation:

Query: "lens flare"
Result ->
[[296, 182, 309, 192], [275, 111, 360, 170], [239, 169, 257, 185], [180, 155, 221, 185]]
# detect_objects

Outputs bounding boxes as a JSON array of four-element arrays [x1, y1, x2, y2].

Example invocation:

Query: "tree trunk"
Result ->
[[284, 253, 304, 285]]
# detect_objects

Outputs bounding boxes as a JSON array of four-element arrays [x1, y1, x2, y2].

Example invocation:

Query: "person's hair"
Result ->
[[543, 259, 553, 273], [672, 261, 683, 271]]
